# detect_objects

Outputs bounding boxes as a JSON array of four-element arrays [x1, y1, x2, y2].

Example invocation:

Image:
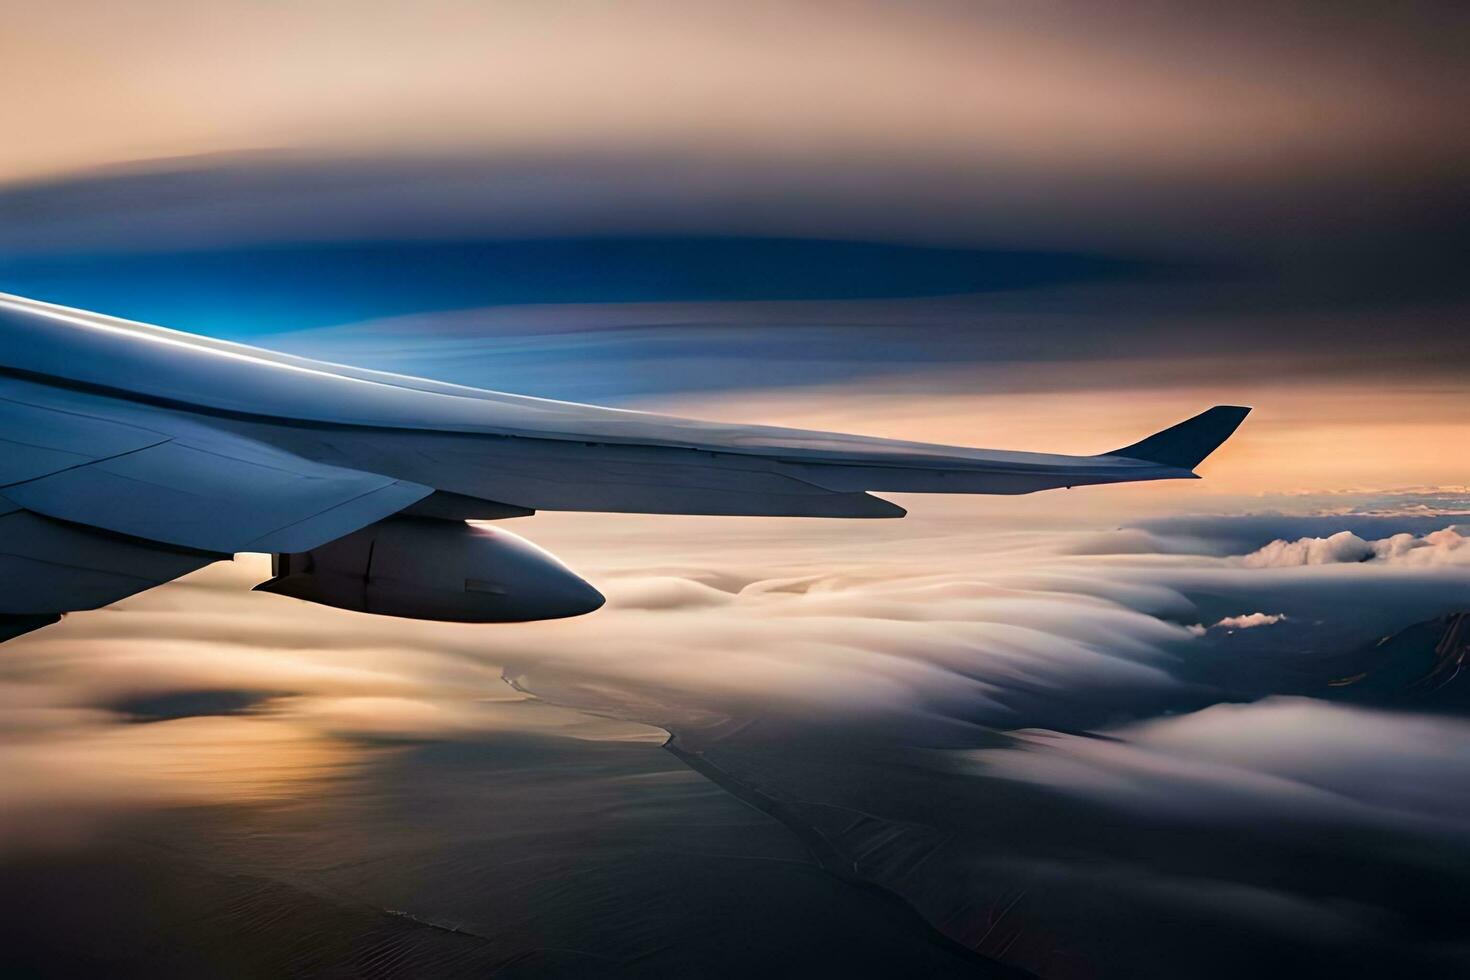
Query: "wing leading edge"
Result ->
[[0, 292, 1248, 479]]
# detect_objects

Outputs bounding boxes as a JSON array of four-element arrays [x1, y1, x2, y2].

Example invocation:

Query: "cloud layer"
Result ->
[[1, 494, 1467, 974], [976, 696, 1470, 836], [4, 505, 1468, 824]]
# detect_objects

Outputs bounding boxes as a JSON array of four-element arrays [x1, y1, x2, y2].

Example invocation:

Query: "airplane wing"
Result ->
[[0, 377, 429, 640], [0, 291, 1249, 637]]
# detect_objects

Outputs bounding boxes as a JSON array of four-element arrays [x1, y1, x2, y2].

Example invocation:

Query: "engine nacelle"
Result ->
[[255, 517, 604, 623]]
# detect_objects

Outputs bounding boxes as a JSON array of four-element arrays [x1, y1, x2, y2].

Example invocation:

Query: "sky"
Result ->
[[2, 1, 1466, 495], [2, 4, 1469, 976]]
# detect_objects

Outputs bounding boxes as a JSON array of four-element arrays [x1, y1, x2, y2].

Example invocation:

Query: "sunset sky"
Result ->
[[3, 1, 1466, 499]]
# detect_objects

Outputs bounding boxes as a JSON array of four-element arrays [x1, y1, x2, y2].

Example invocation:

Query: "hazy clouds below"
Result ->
[[2, 478, 1468, 974], [976, 696, 1470, 837], [4, 492, 1468, 829]]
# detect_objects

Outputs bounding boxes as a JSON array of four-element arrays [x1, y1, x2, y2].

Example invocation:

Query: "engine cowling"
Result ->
[[255, 517, 604, 623]]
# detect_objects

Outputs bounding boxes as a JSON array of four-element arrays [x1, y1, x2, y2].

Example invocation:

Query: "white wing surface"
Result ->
[[0, 291, 1248, 637]]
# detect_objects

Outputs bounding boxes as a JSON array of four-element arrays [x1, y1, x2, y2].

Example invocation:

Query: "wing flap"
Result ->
[[387, 439, 908, 517], [0, 508, 219, 616], [3, 436, 431, 554], [1, 614, 61, 643], [0, 394, 169, 485]]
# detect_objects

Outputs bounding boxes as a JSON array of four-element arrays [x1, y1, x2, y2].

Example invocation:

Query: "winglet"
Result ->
[[1104, 406, 1251, 470]]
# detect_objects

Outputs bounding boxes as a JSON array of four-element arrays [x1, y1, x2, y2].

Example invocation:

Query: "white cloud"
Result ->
[[1372, 527, 1470, 566], [1242, 527, 1470, 567], [1213, 612, 1286, 629], [1242, 530, 1375, 566]]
